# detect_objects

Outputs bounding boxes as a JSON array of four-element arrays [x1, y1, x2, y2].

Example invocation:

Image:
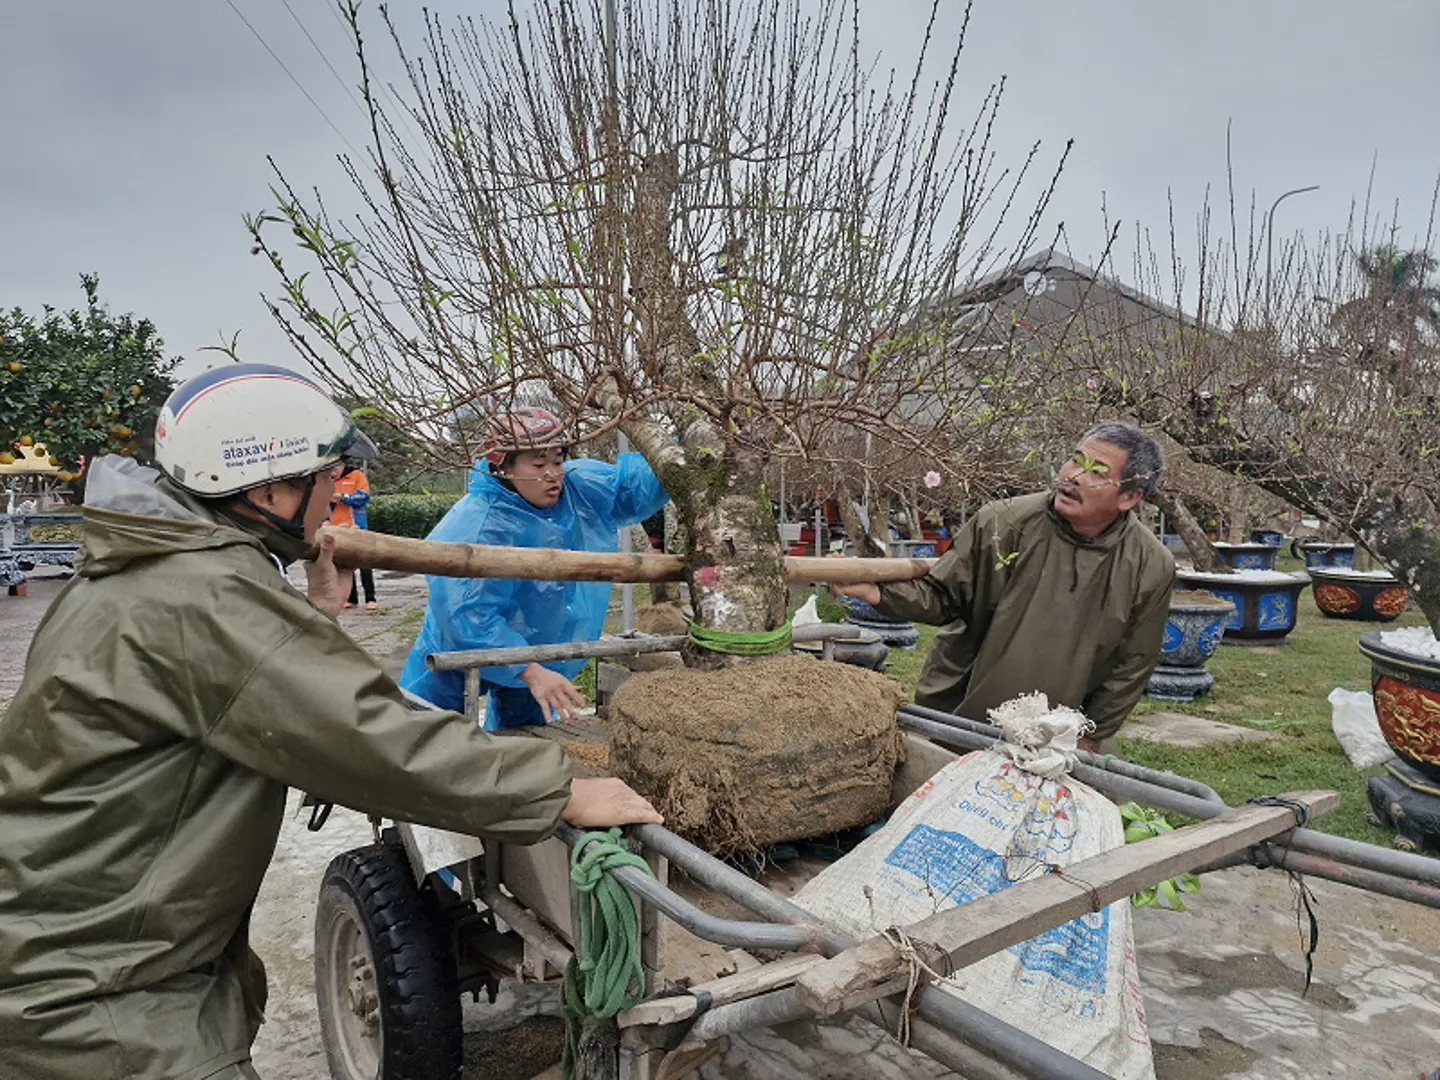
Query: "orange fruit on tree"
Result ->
[[6, 361, 19, 374], [0, 453, 14, 465], [18, 434, 32, 446]]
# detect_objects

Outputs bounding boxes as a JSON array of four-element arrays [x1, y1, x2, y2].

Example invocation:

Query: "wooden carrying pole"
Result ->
[[792, 790, 1339, 1019], [318, 527, 935, 585]]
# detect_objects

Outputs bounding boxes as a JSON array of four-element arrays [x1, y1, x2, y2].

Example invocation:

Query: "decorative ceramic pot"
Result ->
[[1297, 542, 1356, 570], [1309, 568, 1410, 623], [834, 593, 919, 648], [1359, 631, 1440, 782], [1250, 529, 1284, 547], [1147, 591, 1236, 702], [1174, 568, 1310, 644], [1212, 542, 1278, 571]]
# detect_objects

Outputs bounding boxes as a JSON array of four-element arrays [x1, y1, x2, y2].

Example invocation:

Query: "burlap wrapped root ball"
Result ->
[[609, 654, 907, 855]]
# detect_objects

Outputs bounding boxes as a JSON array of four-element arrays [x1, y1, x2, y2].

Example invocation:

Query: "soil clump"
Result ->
[[609, 654, 905, 854]]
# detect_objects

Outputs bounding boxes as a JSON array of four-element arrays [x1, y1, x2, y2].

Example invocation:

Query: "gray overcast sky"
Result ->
[[3, 1, 1437, 378]]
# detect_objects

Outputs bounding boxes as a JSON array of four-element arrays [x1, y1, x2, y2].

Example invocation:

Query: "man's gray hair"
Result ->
[[1080, 421, 1164, 496]]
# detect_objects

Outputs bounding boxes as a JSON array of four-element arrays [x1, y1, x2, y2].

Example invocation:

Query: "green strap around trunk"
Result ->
[[685, 619, 794, 656]]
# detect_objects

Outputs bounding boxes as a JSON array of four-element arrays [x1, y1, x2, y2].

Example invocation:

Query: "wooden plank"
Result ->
[[321, 527, 934, 586], [617, 953, 827, 1028], [793, 790, 1338, 1018]]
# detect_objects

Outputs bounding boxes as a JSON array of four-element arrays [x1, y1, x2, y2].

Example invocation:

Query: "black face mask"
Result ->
[[238, 473, 317, 539], [226, 473, 321, 564]]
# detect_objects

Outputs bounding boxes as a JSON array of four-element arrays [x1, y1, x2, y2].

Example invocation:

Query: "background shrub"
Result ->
[[368, 493, 460, 538]]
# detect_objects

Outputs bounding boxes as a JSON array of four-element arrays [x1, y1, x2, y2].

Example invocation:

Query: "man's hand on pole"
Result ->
[[562, 777, 664, 827], [305, 532, 352, 618], [824, 555, 882, 607]]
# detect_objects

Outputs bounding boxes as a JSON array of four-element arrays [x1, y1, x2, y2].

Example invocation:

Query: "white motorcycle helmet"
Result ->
[[155, 363, 377, 533]]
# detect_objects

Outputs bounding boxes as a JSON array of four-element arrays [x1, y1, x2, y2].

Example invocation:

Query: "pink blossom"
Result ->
[[923, 470, 942, 489]]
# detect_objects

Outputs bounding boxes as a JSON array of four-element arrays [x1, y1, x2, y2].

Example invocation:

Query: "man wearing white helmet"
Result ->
[[0, 363, 660, 1080]]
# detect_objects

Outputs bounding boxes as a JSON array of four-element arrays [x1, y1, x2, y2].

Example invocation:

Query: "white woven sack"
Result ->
[[794, 694, 1155, 1080]]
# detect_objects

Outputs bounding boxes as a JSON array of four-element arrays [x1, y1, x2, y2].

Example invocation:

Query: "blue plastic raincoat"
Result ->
[[399, 453, 669, 729]]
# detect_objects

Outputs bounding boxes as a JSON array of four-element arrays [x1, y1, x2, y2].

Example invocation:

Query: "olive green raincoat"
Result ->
[[0, 457, 573, 1079], [876, 492, 1175, 739]]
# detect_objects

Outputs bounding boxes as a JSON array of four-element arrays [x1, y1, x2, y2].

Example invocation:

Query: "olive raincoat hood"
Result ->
[[0, 456, 572, 1079]]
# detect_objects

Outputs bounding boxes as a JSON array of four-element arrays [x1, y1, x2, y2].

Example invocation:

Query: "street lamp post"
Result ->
[[1264, 185, 1319, 323]]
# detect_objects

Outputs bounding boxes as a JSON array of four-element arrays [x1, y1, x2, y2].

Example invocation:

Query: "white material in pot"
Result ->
[[1379, 626, 1440, 662]]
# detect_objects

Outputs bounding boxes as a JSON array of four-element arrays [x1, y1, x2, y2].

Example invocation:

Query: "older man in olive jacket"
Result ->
[[0, 365, 658, 1080], [837, 422, 1175, 748]]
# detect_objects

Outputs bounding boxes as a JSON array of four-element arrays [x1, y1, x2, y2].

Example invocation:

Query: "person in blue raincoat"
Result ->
[[400, 406, 670, 730]]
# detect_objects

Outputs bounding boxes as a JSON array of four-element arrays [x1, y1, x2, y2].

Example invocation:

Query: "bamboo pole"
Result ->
[[318, 527, 935, 585]]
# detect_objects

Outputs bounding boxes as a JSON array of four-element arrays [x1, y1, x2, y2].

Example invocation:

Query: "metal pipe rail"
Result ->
[[555, 823, 823, 953], [428, 622, 862, 672], [899, 702, 1229, 807], [630, 823, 1108, 1080]]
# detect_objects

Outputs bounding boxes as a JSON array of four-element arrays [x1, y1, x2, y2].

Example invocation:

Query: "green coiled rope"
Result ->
[[562, 828, 655, 1079], [685, 619, 793, 656]]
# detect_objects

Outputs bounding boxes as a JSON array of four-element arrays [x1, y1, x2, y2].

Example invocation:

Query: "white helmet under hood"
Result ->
[[154, 363, 376, 498]]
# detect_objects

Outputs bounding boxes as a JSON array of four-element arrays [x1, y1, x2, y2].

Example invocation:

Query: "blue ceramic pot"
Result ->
[[1212, 542, 1279, 571], [1147, 592, 1236, 702], [1174, 568, 1310, 644], [1310, 568, 1410, 622], [834, 593, 920, 648], [1298, 542, 1356, 570]]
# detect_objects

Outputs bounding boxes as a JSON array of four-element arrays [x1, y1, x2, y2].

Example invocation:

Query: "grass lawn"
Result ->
[[882, 575, 1432, 846]]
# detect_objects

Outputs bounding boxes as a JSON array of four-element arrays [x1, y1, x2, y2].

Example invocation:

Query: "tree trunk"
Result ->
[[624, 147, 790, 663], [680, 458, 789, 668], [1347, 494, 1440, 630], [1150, 489, 1230, 574], [836, 482, 888, 557], [648, 505, 684, 604]]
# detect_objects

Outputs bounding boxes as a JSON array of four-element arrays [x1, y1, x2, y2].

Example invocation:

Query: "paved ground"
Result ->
[[5, 567, 1440, 1079]]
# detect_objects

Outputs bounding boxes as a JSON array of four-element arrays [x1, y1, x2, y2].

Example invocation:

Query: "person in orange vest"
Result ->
[[329, 464, 378, 609]]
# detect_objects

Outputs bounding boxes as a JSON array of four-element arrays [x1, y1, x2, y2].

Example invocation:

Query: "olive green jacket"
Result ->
[[876, 492, 1174, 739], [0, 457, 572, 1079]]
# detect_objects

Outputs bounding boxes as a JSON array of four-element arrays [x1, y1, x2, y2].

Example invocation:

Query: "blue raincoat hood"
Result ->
[[399, 453, 669, 726]]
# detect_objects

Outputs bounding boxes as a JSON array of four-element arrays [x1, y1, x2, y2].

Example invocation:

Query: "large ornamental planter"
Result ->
[[1250, 529, 1284, 547], [1296, 541, 1356, 569], [1174, 568, 1310, 644], [1358, 630, 1440, 783], [834, 593, 920, 648], [1147, 591, 1236, 703], [1309, 568, 1411, 623], [1211, 542, 1278, 571]]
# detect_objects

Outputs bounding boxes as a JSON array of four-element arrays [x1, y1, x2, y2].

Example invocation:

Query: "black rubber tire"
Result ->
[[315, 843, 462, 1080]]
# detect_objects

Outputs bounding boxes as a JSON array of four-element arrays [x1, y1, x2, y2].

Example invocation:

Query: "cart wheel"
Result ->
[[315, 844, 462, 1080]]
